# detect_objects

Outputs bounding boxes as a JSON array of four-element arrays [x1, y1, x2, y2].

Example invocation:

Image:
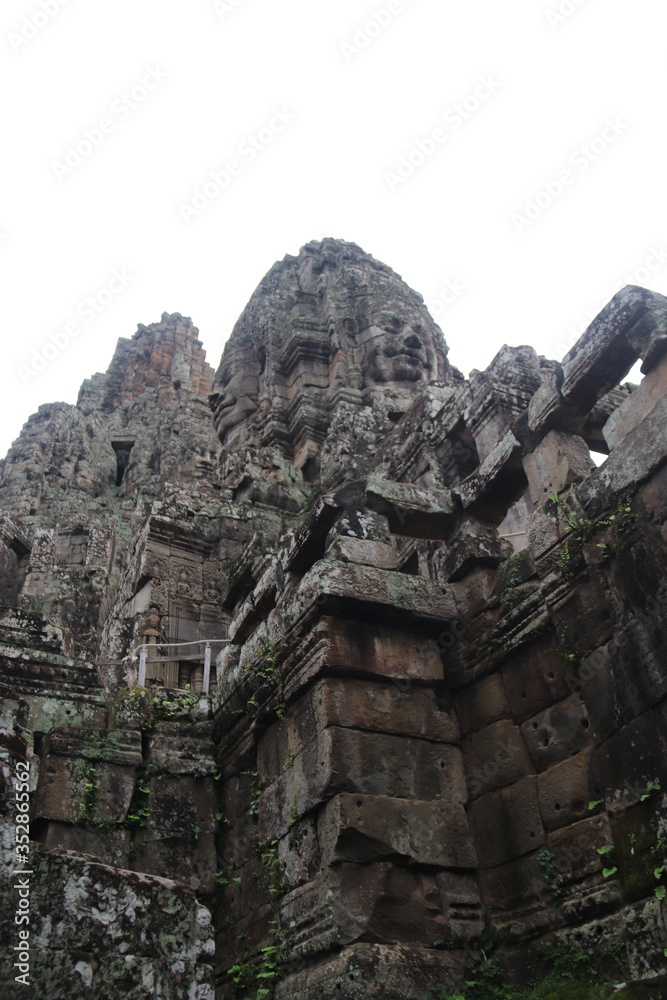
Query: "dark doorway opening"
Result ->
[[112, 440, 135, 487]]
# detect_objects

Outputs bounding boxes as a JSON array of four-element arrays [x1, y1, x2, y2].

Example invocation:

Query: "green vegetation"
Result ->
[[498, 553, 527, 610], [253, 839, 287, 898], [227, 920, 284, 1000], [548, 492, 593, 546], [592, 783, 666, 902], [546, 491, 636, 578], [77, 763, 99, 823], [153, 683, 199, 721], [478, 626, 503, 656], [440, 939, 627, 1000], [536, 848, 564, 901], [241, 769, 261, 817], [246, 641, 287, 719], [125, 774, 150, 829], [550, 634, 579, 667]]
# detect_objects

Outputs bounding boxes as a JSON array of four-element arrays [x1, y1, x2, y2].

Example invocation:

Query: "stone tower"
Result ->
[[1, 240, 667, 999]]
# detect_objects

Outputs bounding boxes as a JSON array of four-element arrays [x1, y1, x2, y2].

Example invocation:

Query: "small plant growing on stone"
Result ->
[[125, 775, 150, 829], [242, 769, 261, 817], [640, 781, 661, 801], [253, 839, 287, 898], [537, 848, 563, 901], [182, 683, 199, 713], [597, 843, 618, 879], [78, 764, 99, 824]]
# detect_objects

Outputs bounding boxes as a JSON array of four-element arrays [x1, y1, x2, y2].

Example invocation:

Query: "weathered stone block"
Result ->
[[455, 670, 511, 735], [522, 430, 594, 507], [147, 775, 217, 835], [501, 639, 574, 724], [603, 349, 667, 449], [279, 863, 449, 954], [468, 775, 545, 868], [33, 752, 138, 826], [0, 951, 215, 1000], [457, 430, 527, 523], [589, 391, 667, 497], [521, 693, 594, 772], [442, 516, 512, 581], [623, 898, 667, 982], [546, 812, 613, 889], [610, 798, 664, 904], [218, 854, 275, 920], [0, 848, 215, 966], [318, 793, 476, 868], [637, 461, 667, 526], [537, 747, 603, 832], [278, 813, 321, 887], [286, 559, 459, 632], [478, 851, 553, 912], [435, 871, 484, 943], [546, 576, 615, 656], [273, 943, 465, 1000], [258, 678, 459, 785], [579, 613, 667, 741], [462, 719, 534, 800], [597, 710, 667, 814], [148, 730, 217, 778], [132, 827, 217, 892], [260, 728, 466, 839], [528, 286, 667, 434], [281, 617, 445, 702], [365, 475, 457, 540], [326, 535, 399, 570], [36, 821, 132, 867]]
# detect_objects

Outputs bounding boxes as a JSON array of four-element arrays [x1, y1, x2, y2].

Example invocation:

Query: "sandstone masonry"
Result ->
[[1, 239, 666, 998]]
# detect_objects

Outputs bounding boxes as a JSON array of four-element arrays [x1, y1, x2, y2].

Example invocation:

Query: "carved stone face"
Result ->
[[193, 446, 216, 477], [209, 346, 260, 447], [357, 313, 436, 385]]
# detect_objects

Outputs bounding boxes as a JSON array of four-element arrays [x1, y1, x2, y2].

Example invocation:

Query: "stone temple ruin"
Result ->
[[1, 238, 667, 998]]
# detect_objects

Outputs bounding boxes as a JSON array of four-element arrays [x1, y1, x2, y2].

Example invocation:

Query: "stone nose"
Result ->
[[403, 333, 422, 350]]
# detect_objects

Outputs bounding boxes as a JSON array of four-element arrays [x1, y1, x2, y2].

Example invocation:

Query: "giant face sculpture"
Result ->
[[210, 240, 454, 459], [209, 343, 260, 448], [357, 312, 437, 386]]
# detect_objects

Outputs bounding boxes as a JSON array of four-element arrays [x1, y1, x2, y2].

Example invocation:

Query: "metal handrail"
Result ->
[[135, 637, 230, 692], [97, 638, 230, 694]]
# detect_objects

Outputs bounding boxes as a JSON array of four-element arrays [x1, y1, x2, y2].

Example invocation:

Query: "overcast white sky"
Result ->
[[1, 0, 665, 458]]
